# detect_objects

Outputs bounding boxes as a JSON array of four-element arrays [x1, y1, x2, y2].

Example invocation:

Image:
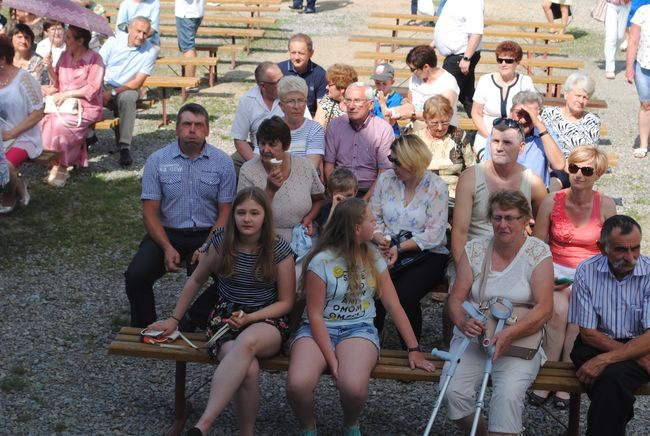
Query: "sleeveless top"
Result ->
[[549, 190, 602, 269], [467, 162, 534, 241]]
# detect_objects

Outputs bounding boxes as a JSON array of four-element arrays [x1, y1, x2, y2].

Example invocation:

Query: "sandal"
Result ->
[[553, 394, 571, 410], [528, 391, 550, 407], [47, 169, 69, 188], [633, 148, 648, 159]]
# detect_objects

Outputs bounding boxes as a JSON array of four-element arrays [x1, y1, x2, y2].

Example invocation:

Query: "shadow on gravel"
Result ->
[[567, 29, 588, 40], [316, 0, 353, 13]]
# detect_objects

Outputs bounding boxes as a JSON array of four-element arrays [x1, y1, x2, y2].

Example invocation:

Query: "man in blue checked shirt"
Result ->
[[124, 103, 236, 327], [568, 215, 650, 436]]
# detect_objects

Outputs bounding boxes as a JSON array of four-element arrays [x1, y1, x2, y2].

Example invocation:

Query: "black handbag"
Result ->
[[389, 230, 433, 274]]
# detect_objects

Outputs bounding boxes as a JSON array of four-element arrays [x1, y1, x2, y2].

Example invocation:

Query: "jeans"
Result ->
[[604, 2, 631, 73]]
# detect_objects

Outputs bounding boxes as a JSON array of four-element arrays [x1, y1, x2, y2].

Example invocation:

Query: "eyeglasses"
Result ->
[[259, 80, 280, 87], [568, 163, 595, 177], [493, 117, 525, 138], [281, 98, 307, 106], [343, 98, 370, 106], [490, 215, 524, 223], [496, 57, 516, 64], [387, 155, 401, 167], [426, 119, 451, 128]]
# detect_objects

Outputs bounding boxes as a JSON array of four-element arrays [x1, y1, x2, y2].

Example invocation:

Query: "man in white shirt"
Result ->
[[432, 0, 484, 117], [175, 0, 204, 79]]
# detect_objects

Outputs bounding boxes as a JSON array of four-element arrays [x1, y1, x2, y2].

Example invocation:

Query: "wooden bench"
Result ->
[[28, 149, 59, 166], [160, 42, 246, 68], [158, 25, 265, 53], [370, 12, 560, 32], [143, 76, 201, 125], [367, 23, 574, 43], [349, 35, 563, 58], [108, 326, 648, 436], [105, 10, 276, 29], [455, 117, 609, 137], [156, 56, 220, 87]]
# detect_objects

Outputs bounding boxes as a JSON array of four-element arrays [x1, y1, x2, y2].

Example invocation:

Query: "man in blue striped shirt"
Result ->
[[125, 103, 236, 327], [568, 215, 650, 436]]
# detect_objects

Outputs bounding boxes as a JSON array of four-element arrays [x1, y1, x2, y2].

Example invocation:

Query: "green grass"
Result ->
[[1, 375, 28, 393]]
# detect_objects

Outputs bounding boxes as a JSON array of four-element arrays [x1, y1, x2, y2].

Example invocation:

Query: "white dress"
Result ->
[[0, 69, 44, 159]]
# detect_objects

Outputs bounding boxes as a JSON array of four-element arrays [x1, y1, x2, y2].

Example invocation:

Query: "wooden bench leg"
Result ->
[[167, 361, 192, 436], [567, 393, 581, 436], [160, 88, 169, 127]]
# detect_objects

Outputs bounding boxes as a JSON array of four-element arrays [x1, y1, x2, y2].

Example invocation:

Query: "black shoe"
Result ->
[[86, 133, 98, 148], [119, 148, 133, 167], [288, 4, 303, 10], [303, 7, 316, 13], [185, 428, 203, 436]]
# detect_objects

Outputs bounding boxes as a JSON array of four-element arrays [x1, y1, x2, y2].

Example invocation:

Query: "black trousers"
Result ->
[[442, 51, 481, 117], [124, 228, 210, 327], [374, 252, 448, 348], [570, 336, 650, 436]]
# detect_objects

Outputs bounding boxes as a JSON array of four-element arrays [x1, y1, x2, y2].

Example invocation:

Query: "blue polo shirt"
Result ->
[[373, 89, 403, 138], [99, 32, 157, 88], [141, 141, 236, 229], [484, 127, 559, 188], [277, 59, 327, 116]]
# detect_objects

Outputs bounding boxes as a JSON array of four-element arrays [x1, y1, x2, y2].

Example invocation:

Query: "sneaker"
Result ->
[[620, 39, 628, 51], [299, 429, 317, 436], [606, 71, 615, 79], [119, 148, 133, 167], [406, 19, 417, 25], [344, 425, 361, 436], [303, 7, 316, 13], [288, 4, 303, 10]]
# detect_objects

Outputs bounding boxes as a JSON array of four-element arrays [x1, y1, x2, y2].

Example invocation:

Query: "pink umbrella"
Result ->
[[3, 0, 114, 36]]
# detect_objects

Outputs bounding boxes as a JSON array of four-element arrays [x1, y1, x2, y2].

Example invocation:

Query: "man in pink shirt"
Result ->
[[324, 82, 394, 201]]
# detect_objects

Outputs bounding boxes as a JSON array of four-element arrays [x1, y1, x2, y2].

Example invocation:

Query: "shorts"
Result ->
[[552, 0, 572, 5], [292, 321, 381, 352], [635, 62, 650, 103], [5, 147, 29, 167], [175, 16, 203, 53]]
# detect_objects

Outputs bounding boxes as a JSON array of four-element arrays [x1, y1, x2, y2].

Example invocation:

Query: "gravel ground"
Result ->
[[2, 0, 650, 435]]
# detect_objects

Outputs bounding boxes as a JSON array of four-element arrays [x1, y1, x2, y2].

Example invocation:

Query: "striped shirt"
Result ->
[[568, 254, 650, 339], [210, 230, 294, 306], [288, 118, 325, 157], [141, 141, 236, 229]]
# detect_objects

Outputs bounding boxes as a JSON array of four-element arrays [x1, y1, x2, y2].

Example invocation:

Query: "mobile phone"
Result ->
[[554, 277, 573, 285], [141, 329, 165, 338]]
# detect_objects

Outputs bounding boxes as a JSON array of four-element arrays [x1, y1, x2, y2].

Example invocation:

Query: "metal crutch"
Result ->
[[422, 301, 488, 436], [469, 297, 513, 436]]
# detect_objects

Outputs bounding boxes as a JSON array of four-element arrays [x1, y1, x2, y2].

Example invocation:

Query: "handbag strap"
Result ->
[[48, 96, 82, 129], [477, 238, 494, 304]]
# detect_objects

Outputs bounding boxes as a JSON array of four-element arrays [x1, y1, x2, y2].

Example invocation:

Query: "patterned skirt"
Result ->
[[205, 295, 290, 361]]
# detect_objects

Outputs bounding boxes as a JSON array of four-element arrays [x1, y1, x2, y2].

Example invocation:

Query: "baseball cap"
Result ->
[[370, 63, 395, 81]]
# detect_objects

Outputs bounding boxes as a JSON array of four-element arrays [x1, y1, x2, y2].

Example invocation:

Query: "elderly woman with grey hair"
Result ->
[[278, 75, 325, 175], [541, 72, 601, 189]]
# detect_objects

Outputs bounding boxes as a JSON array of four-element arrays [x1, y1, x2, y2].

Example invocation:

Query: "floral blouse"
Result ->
[[370, 170, 449, 253]]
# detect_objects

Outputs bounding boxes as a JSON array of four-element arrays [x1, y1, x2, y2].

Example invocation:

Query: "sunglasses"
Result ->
[[387, 155, 401, 167], [496, 57, 516, 64], [493, 117, 525, 138], [568, 163, 595, 177]]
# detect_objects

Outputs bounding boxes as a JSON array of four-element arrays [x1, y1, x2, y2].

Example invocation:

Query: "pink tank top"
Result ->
[[549, 190, 602, 269]]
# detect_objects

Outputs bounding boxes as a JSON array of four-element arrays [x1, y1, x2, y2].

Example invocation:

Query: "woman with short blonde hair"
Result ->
[[370, 134, 449, 346]]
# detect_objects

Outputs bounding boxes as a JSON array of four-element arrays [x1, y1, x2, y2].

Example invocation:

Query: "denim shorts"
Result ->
[[292, 321, 381, 352], [175, 16, 203, 53], [635, 62, 650, 102]]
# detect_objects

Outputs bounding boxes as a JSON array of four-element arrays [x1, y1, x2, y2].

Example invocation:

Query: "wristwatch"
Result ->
[[111, 88, 117, 97], [407, 346, 422, 353], [462, 56, 470, 62]]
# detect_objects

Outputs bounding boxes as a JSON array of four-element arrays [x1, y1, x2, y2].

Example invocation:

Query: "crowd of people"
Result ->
[[2, 1, 650, 436]]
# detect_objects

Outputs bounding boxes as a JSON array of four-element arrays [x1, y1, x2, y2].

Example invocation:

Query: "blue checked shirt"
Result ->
[[568, 254, 650, 340], [141, 141, 236, 229]]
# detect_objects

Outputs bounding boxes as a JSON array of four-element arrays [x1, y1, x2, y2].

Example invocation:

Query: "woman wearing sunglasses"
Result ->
[[471, 41, 536, 160], [529, 145, 616, 409]]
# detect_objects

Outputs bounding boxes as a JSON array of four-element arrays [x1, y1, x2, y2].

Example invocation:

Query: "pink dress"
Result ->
[[40, 49, 105, 168], [548, 189, 602, 269]]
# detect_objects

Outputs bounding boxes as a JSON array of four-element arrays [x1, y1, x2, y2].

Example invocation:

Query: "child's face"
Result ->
[[331, 187, 357, 202], [356, 207, 377, 243], [374, 79, 394, 96], [235, 199, 265, 239]]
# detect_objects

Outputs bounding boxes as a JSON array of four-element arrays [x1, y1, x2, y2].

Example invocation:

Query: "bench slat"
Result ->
[[369, 12, 560, 31], [367, 23, 574, 41]]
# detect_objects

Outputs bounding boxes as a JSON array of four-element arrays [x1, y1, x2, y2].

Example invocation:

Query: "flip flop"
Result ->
[[47, 170, 69, 189], [633, 148, 648, 159], [553, 395, 571, 410]]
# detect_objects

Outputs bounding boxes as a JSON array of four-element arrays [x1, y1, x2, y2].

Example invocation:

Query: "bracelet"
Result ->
[[407, 346, 422, 353], [538, 130, 549, 137], [170, 315, 181, 323], [198, 242, 209, 253]]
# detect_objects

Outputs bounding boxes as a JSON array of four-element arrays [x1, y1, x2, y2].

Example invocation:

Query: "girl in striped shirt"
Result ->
[[148, 187, 295, 436]]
